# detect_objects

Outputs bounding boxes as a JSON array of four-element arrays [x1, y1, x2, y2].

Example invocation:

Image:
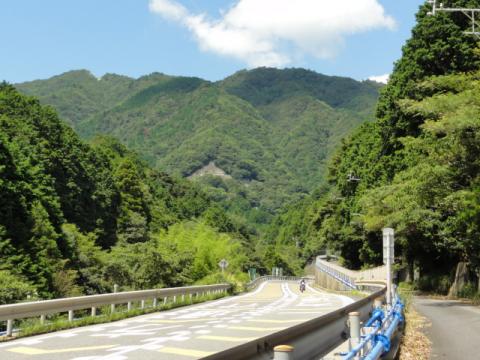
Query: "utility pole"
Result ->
[[427, 0, 480, 38]]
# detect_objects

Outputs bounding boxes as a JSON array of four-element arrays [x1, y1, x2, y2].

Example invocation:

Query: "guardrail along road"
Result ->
[[0, 280, 353, 360]]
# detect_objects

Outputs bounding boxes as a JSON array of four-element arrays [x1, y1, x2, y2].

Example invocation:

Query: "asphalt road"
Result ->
[[415, 297, 480, 360], [0, 281, 353, 360]]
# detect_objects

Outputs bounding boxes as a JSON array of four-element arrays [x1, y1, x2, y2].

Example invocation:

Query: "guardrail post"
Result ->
[[173, 295, 177, 304], [349, 312, 361, 355], [181, 294, 185, 302], [163, 297, 167, 305], [153, 298, 157, 307], [111, 284, 118, 314], [6, 319, 13, 337], [189, 294, 192, 301], [68, 310, 74, 322], [273, 345, 294, 360], [40, 314, 45, 325], [127, 302, 132, 311], [91, 307, 96, 317], [141, 300, 145, 309]]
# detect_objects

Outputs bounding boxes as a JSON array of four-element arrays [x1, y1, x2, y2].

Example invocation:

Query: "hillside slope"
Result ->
[[0, 84, 252, 301], [16, 68, 381, 227]]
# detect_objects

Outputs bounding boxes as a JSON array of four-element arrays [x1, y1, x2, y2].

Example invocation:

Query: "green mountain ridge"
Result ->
[[16, 67, 381, 228]]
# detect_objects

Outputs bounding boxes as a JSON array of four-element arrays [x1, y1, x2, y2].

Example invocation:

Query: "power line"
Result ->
[[427, 0, 480, 38]]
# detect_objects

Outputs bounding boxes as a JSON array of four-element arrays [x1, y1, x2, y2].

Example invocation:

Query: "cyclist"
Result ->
[[299, 278, 306, 293]]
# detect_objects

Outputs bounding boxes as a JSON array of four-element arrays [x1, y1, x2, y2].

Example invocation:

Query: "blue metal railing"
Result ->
[[341, 296, 404, 360]]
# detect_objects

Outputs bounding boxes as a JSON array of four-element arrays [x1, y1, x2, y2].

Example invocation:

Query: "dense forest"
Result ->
[[268, 0, 480, 296], [0, 84, 261, 303], [17, 69, 381, 233]]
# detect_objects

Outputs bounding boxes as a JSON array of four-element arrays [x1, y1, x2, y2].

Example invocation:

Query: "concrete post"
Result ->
[[348, 312, 361, 354], [141, 300, 145, 309], [6, 319, 13, 337], [182, 294, 185, 302], [40, 314, 46, 325], [273, 345, 294, 360], [111, 284, 119, 314], [91, 307, 97, 317], [173, 295, 177, 303], [163, 297, 167, 305], [68, 310, 74, 322], [127, 302, 132, 311], [383, 228, 394, 307], [153, 298, 158, 307]]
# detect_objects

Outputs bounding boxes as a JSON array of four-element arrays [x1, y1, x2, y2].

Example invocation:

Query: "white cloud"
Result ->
[[368, 73, 390, 84], [149, 0, 396, 67]]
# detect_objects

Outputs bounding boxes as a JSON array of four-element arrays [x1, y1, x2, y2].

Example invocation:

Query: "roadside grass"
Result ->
[[0, 292, 227, 342], [397, 282, 431, 360]]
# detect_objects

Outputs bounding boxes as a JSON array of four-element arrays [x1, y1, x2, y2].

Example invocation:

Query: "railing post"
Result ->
[[153, 298, 158, 307], [111, 284, 118, 314], [348, 312, 361, 356], [141, 300, 145, 309], [127, 302, 132, 311], [6, 319, 13, 337], [68, 310, 74, 322], [40, 314, 45, 325], [173, 295, 177, 303], [163, 297, 167, 305], [273, 345, 294, 360], [91, 307, 97, 317]]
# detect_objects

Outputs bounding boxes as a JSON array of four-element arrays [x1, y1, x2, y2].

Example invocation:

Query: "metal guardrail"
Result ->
[[0, 283, 230, 336], [342, 296, 404, 360], [315, 254, 403, 360], [316, 256, 387, 291], [202, 286, 386, 360], [316, 260, 357, 289]]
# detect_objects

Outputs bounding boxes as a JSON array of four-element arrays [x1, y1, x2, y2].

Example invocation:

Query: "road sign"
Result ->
[[218, 259, 229, 272], [248, 268, 257, 280]]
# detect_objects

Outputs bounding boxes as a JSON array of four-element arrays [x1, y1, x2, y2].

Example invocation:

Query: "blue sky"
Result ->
[[1, 0, 425, 84]]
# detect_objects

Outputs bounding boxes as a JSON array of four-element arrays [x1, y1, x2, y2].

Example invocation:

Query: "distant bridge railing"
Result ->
[[0, 283, 230, 337], [316, 255, 387, 291]]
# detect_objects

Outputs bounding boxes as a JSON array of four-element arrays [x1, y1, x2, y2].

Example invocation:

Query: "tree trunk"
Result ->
[[448, 262, 469, 297]]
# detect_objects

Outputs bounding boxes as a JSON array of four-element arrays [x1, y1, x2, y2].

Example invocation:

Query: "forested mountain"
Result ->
[[0, 84, 256, 303], [268, 0, 480, 295], [17, 68, 381, 230]]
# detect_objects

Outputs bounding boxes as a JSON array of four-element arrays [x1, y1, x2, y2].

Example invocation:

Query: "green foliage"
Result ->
[[0, 85, 256, 301], [0, 270, 35, 305], [268, 1, 480, 289]]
